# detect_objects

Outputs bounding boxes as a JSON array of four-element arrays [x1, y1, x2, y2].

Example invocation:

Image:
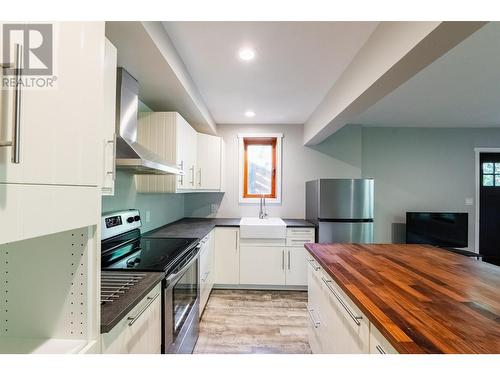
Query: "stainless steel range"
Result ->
[[101, 209, 200, 354]]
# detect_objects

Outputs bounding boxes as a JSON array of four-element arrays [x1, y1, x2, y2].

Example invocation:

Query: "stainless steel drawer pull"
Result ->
[[287, 250, 291, 270], [321, 276, 363, 326], [376, 345, 386, 354], [282, 250, 285, 270], [127, 292, 160, 326], [0, 43, 22, 164], [307, 258, 320, 271], [307, 307, 320, 328]]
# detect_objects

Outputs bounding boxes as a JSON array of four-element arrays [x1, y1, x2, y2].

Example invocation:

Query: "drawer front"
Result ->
[[320, 269, 369, 353], [287, 227, 315, 238], [286, 237, 314, 247], [101, 283, 162, 354], [370, 324, 398, 354]]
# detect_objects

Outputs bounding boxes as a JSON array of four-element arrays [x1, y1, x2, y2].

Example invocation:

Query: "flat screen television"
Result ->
[[406, 212, 468, 248]]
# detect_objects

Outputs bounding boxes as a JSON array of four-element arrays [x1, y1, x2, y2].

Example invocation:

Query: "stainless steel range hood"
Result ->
[[115, 68, 184, 175]]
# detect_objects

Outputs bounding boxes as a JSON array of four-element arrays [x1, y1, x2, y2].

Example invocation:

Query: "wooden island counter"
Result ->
[[304, 243, 500, 354]]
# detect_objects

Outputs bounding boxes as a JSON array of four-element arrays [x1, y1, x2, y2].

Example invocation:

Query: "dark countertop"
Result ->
[[144, 217, 314, 240], [305, 242, 500, 354], [101, 271, 164, 334]]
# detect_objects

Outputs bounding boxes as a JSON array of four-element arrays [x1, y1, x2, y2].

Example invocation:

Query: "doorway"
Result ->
[[476, 150, 500, 266]]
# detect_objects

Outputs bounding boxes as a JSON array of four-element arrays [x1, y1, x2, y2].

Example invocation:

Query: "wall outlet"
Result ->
[[465, 198, 473, 206], [145, 210, 151, 223]]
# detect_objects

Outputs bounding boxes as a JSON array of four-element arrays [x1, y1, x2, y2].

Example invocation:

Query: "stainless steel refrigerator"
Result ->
[[306, 179, 374, 243]]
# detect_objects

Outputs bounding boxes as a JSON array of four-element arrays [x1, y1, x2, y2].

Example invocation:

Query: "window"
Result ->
[[239, 134, 282, 203], [482, 162, 500, 187]]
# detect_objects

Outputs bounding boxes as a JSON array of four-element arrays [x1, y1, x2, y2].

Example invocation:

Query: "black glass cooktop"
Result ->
[[102, 232, 198, 273]]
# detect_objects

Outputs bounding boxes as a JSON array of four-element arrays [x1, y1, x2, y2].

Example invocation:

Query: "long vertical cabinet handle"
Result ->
[[178, 160, 184, 186], [282, 250, 285, 270], [0, 43, 22, 163], [198, 168, 202, 187], [106, 133, 116, 180], [287, 250, 291, 270], [190, 165, 195, 186], [235, 230, 238, 251]]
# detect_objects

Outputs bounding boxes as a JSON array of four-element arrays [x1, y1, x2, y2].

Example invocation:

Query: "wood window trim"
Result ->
[[243, 137, 277, 199]]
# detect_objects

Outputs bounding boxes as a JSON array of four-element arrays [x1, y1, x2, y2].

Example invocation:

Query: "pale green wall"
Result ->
[[361, 127, 500, 249], [102, 171, 185, 233]]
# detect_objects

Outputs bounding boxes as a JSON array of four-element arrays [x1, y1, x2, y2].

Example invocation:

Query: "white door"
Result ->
[[240, 246, 286, 285], [101, 38, 117, 195], [197, 133, 221, 190], [0, 22, 104, 186], [214, 227, 240, 284], [285, 247, 308, 286]]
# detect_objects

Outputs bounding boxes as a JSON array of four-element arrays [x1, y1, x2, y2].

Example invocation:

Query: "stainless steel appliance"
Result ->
[[306, 179, 374, 243], [101, 209, 200, 354], [114, 68, 183, 175]]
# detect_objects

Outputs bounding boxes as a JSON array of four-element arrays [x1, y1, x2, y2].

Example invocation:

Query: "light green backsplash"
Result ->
[[102, 171, 185, 233]]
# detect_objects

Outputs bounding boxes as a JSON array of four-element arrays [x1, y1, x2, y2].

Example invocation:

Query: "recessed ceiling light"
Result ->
[[238, 48, 256, 61], [244, 110, 255, 118]]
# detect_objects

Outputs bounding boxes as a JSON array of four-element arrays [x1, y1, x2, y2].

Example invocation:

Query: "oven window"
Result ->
[[172, 259, 198, 337]]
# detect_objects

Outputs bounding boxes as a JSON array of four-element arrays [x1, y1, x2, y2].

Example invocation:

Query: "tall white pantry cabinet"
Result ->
[[0, 22, 110, 354]]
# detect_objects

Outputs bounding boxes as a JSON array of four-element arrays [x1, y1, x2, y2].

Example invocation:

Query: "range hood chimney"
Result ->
[[115, 68, 184, 175]]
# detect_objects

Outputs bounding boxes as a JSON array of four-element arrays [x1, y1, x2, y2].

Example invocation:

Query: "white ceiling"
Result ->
[[163, 22, 378, 124], [352, 22, 500, 128]]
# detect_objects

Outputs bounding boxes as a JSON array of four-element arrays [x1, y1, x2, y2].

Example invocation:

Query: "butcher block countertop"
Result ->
[[304, 243, 500, 354]]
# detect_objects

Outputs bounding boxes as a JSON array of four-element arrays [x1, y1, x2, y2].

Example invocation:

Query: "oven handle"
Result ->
[[165, 245, 200, 288]]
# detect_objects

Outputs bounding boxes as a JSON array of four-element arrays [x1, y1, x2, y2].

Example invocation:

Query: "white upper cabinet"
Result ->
[[0, 22, 104, 186], [0, 22, 105, 244], [197, 133, 223, 190], [136, 111, 224, 193], [101, 38, 117, 196]]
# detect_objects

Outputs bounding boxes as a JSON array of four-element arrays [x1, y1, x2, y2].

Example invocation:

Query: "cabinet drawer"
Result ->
[[320, 269, 369, 353], [370, 324, 398, 354], [286, 228, 315, 238], [101, 283, 162, 354], [286, 237, 314, 247]]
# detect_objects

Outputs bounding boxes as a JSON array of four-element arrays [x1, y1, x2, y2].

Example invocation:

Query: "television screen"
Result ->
[[406, 212, 468, 248]]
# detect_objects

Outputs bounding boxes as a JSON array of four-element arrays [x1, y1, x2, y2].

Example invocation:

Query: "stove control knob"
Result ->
[[134, 215, 141, 222], [127, 217, 134, 223]]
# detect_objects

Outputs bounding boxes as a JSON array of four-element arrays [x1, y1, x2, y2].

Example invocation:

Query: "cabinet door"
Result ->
[[369, 324, 398, 354], [321, 270, 369, 353], [0, 22, 104, 186], [196, 133, 221, 190], [214, 228, 239, 284], [199, 238, 210, 315], [307, 257, 323, 354], [176, 115, 197, 190], [101, 38, 117, 196], [101, 284, 162, 354], [285, 247, 308, 286], [240, 246, 286, 285]]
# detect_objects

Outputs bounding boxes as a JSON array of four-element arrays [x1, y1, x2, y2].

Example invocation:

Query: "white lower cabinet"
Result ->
[[369, 324, 398, 354], [214, 227, 240, 284], [199, 231, 215, 315], [307, 258, 396, 354], [240, 246, 286, 285], [101, 284, 162, 354]]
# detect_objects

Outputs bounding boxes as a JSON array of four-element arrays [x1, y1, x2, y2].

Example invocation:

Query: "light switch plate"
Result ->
[[465, 198, 473, 206]]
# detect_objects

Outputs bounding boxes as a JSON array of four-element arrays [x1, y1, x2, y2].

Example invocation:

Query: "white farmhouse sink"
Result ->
[[239, 217, 287, 239]]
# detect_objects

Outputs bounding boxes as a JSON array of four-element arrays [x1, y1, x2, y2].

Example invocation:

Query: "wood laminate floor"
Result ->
[[194, 289, 311, 354]]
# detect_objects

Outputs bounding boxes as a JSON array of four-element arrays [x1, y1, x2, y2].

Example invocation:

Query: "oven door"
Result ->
[[163, 246, 200, 354]]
